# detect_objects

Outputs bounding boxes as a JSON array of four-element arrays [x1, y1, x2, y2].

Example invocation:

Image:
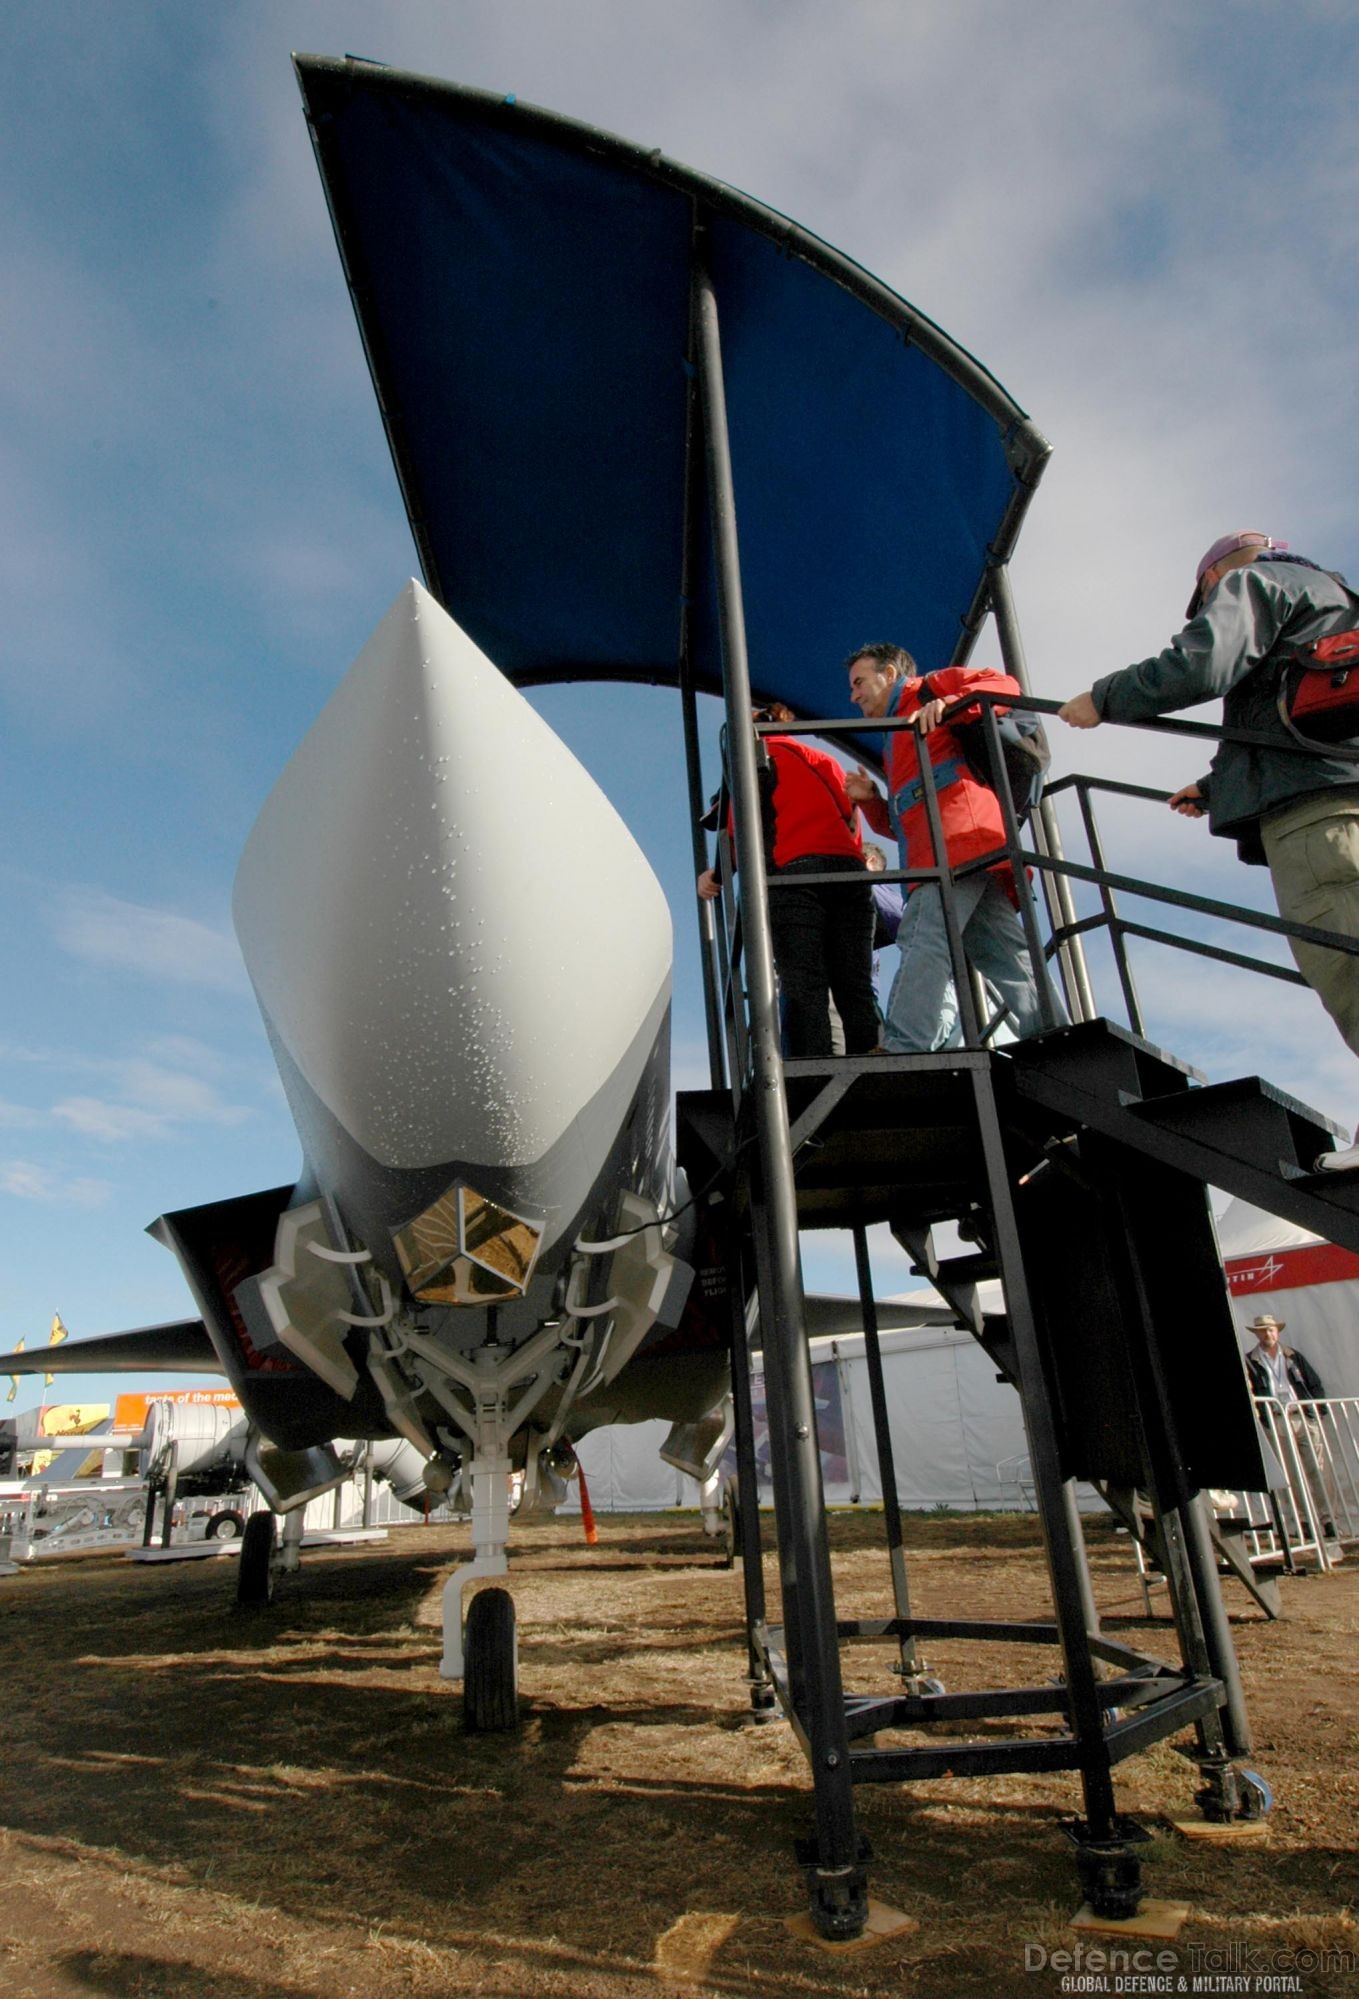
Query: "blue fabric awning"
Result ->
[[295, 56, 1049, 719]]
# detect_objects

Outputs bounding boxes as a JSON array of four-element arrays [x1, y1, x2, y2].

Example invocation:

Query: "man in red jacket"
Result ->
[[844, 643, 1063, 1052], [698, 704, 879, 1058]]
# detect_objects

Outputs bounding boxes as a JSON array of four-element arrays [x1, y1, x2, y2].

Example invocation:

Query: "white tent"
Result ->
[[566, 1296, 1033, 1515], [791, 1322, 1030, 1511], [1216, 1197, 1359, 1397]]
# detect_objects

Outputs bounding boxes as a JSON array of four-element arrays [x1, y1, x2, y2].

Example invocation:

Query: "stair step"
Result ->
[[914, 1250, 999, 1285], [1281, 1165, 1359, 1213], [1005, 1018, 1202, 1103], [1126, 1077, 1343, 1174]]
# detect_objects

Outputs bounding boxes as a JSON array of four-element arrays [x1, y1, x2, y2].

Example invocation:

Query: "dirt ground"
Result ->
[[1, 1509, 1356, 1999]]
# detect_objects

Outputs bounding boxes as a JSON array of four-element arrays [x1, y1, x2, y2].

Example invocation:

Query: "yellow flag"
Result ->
[[6, 1336, 25, 1404], [45, 1314, 68, 1387]]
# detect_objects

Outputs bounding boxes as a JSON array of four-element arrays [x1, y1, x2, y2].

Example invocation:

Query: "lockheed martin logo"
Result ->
[[1227, 1255, 1284, 1293]]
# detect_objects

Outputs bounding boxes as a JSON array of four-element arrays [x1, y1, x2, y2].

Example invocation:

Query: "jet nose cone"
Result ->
[[233, 582, 671, 1178]]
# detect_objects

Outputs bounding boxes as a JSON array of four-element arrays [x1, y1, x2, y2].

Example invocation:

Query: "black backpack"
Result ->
[[924, 674, 1050, 825]]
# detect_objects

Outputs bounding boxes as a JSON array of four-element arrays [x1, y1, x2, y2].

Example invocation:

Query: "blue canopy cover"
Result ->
[[295, 56, 1049, 721]]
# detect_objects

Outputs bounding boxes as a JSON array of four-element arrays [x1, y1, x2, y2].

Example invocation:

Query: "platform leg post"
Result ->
[[694, 249, 866, 1940], [972, 1069, 1139, 1915], [852, 1220, 927, 1686], [1092, 1154, 1261, 1812]]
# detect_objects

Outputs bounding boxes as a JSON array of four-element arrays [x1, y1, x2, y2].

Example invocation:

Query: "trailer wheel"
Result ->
[[463, 1587, 519, 1731], [236, 1511, 277, 1608], [206, 1510, 245, 1541]]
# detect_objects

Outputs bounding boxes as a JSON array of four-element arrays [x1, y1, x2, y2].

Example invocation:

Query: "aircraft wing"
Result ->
[[0, 1320, 224, 1376], [802, 1294, 959, 1339]]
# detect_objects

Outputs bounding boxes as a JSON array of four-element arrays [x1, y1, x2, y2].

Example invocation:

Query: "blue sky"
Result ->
[[4, 1, 1359, 1410]]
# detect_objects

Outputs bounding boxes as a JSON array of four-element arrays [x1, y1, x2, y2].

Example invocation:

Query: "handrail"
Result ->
[[759, 687, 1359, 764]]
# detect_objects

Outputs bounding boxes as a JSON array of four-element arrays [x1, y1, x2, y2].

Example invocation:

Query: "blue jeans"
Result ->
[[883, 872, 1065, 1052]]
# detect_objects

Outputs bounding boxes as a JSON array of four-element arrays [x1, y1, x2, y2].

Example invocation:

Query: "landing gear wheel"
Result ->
[[236, 1510, 277, 1608], [720, 1475, 741, 1571], [463, 1586, 519, 1732]]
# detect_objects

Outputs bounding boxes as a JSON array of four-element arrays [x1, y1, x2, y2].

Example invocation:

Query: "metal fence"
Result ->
[[1222, 1394, 1359, 1576], [1128, 1393, 1358, 1614]]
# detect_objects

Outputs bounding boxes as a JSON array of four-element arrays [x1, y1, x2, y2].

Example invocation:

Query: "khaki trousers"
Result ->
[[1261, 790, 1359, 1059]]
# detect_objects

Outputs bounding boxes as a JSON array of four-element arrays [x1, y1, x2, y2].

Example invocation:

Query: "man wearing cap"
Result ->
[[1242, 1312, 1340, 1544], [1059, 534, 1359, 1169]]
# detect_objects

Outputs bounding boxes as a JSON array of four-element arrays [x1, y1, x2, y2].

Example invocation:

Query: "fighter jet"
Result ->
[[1, 580, 734, 1719]]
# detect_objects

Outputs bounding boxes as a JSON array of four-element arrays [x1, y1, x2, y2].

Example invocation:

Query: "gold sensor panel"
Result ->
[[394, 1183, 542, 1306]]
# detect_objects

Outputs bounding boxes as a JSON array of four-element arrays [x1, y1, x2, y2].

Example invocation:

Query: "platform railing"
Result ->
[[702, 690, 1359, 1088]]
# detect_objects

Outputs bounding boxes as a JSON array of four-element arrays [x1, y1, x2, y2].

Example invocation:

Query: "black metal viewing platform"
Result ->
[[683, 269, 1359, 1937]]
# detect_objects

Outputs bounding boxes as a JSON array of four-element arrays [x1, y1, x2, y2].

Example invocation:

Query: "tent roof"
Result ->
[[294, 55, 1050, 720], [1216, 1197, 1322, 1260]]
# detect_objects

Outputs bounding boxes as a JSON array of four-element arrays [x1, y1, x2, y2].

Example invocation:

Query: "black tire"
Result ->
[[206, 1511, 245, 1541], [236, 1510, 277, 1608], [720, 1475, 741, 1570], [463, 1587, 519, 1731]]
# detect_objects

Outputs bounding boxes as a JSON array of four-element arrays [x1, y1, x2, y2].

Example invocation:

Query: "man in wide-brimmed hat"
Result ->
[[1059, 533, 1359, 1171], [1243, 1312, 1340, 1546]]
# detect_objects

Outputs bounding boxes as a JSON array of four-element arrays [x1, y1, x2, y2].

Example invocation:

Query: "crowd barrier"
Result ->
[[1221, 1394, 1359, 1577], [1128, 1394, 1358, 1614]]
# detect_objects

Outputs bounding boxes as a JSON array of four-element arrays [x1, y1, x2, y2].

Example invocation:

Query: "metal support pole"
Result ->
[[1097, 1164, 1253, 1764], [1170, 1500, 1251, 1761], [693, 247, 865, 1940], [988, 560, 1096, 1022], [676, 287, 727, 1093], [681, 672, 726, 1088], [1150, 1496, 1231, 1757], [1060, 1479, 1102, 1643], [160, 1444, 178, 1550], [851, 1221, 922, 1678], [1076, 784, 1144, 1035], [969, 1070, 1122, 1840], [727, 1272, 776, 1717]]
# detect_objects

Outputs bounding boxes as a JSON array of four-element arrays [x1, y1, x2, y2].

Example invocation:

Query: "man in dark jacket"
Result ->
[[1243, 1311, 1325, 1402], [1059, 533, 1359, 1168], [1242, 1312, 1340, 1544]]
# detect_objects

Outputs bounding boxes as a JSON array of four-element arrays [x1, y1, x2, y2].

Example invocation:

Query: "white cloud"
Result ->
[[49, 890, 249, 994], [51, 1098, 174, 1144], [61, 1054, 252, 1145], [103, 1057, 250, 1132], [0, 1035, 255, 1147], [0, 1161, 110, 1208]]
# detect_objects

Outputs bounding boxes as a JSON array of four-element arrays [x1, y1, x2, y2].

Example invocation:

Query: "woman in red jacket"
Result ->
[[698, 704, 878, 1058], [844, 644, 1063, 1052]]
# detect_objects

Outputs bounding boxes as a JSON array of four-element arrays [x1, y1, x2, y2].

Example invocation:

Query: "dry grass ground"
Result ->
[[1, 1510, 1356, 1998]]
